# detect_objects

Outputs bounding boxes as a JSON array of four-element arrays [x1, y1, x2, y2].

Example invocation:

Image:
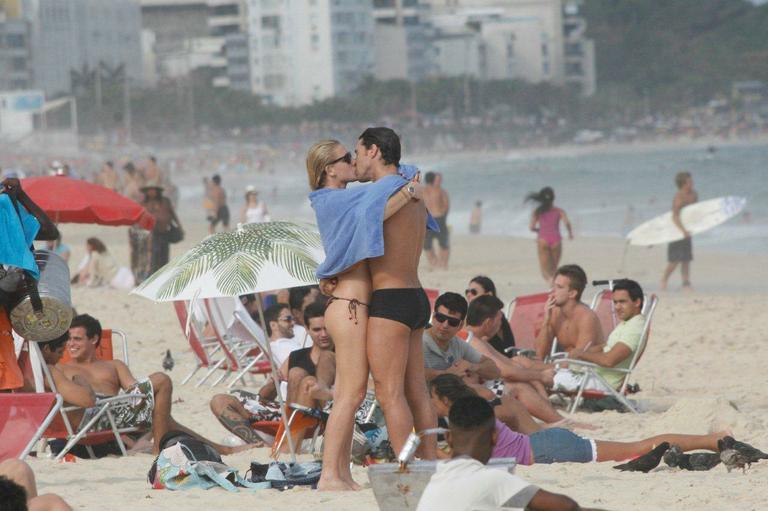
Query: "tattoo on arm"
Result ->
[[217, 404, 263, 445]]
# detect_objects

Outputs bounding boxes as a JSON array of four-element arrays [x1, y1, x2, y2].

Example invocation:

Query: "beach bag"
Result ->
[[166, 224, 184, 244], [148, 431, 267, 492]]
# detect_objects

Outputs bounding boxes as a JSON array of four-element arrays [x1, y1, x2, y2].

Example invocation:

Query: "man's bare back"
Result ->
[[369, 199, 427, 289], [424, 186, 449, 218]]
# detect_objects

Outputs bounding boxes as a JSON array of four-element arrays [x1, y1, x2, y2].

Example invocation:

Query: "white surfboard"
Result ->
[[627, 196, 747, 247]]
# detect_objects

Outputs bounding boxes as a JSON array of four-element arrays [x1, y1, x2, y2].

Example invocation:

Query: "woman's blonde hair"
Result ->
[[306, 139, 342, 190]]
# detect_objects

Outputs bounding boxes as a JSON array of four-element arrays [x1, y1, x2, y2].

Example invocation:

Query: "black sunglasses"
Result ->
[[433, 312, 461, 327], [328, 152, 352, 165], [465, 288, 479, 297]]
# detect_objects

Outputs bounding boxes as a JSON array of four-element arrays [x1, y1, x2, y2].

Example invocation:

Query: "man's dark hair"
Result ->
[[434, 292, 468, 320], [612, 279, 644, 309], [289, 285, 316, 312], [149, 155, 157, 164], [212, 174, 221, 185], [240, 293, 257, 305], [38, 331, 69, 352], [303, 301, 326, 326], [449, 395, 495, 433], [0, 475, 28, 511], [465, 295, 504, 327], [429, 374, 476, 402], [358, 127, 401, 166], [263, 303, 288, 337], [424, 171, 436, 185], [105, 160, 113, 169], [470, 275, 497, 297], [123, 161, 136, 174], [556, 264, 587, 301], [70, 314, 102, 347]]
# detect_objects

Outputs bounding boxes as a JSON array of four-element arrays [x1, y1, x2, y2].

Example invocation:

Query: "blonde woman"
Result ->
[[306, 139, 421, 491]]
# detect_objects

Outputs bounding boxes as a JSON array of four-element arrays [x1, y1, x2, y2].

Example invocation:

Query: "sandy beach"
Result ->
[[23, 220, 768, 511]]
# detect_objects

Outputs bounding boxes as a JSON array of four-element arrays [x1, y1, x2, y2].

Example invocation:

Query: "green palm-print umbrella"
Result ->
[[132, 221, 323, 302]]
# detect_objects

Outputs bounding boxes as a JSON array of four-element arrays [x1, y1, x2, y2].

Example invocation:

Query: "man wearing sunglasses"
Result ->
[[423, 292, 500, 384]]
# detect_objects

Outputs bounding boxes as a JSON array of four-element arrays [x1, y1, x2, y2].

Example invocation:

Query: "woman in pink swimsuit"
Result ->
[[526, 187, 573, 283]]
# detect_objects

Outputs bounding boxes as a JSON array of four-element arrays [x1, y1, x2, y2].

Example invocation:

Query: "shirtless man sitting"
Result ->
[[209, 302, 335, 444], [59, 314, 244, 455], [534, 264, 604, 361]]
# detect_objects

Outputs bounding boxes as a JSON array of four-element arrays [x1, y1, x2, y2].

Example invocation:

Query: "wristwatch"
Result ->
[[406, 184, 416, 196]]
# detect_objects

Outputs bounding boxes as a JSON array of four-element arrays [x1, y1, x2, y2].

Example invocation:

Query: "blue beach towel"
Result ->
[[309, 164, 439, 279], [0, 193, 40, 278]]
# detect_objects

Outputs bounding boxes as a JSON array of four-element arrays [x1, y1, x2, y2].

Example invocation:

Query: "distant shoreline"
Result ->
[[411, 133, 768, 163]]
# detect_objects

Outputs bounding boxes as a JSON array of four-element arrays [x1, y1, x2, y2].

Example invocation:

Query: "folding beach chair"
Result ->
[[20, 338, 143, 459], [231, 309, 324, 456], [552, 294, 659, 414], [58, 328, 129, 366], [0, 392, 63, 461], [506, 292, 549, 352], [204, 298, 271, 388], [590, 289, 618, 338], [173, 300, 229, 387]]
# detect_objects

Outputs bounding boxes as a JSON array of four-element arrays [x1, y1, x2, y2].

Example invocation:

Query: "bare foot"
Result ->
[[317, 477, 358, 491]]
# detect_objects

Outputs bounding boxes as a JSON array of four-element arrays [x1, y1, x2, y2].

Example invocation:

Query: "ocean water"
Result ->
[[184, 142, 767, 254], [413, 143, 768, 254]]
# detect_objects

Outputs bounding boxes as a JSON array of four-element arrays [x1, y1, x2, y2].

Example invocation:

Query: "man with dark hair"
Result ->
[[535, 264, 604, 360], [661, 171, 697, 291], [423, 292, 499, 383], [422, 171, 450, 269], [358, 127, 402, 166], [465, 296, 570, 426], [210, 302, 335, 444], [288, 285, 320, 327], [417, 396, 583, 511], [264, 303, 301, 367], [59, 314, 244, 455], [205, 174, 229, 234], [354, 126, 439, 460], [553, 279, 647, 393]]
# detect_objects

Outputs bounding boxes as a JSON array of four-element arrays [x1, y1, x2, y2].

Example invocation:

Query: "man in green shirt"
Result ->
[[553, 279, 645, 392]]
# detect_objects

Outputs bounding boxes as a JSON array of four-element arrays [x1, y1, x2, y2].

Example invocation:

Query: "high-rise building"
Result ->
[[140, 0, 245, 86], [0, 14, 33, 91], [240, 0, 374, 106], [372, 0, 436, 81], [19, 0, 143, 97]]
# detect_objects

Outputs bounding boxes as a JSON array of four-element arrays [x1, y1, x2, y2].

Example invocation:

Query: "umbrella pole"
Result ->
[[254, 298, 298, 465]]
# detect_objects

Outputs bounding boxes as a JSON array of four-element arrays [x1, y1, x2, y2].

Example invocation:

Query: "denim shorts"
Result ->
[[529, 428, 596, 464]]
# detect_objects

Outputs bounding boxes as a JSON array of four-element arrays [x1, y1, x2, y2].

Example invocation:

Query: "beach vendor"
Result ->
[[306, 130, 438, 490], [1, 177, 58, 391]]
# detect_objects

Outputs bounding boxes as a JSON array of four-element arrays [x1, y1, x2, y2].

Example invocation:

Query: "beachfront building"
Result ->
[[372, 0, 436, 81], [11, 0, 143, 97], [238, 0, 374, 106], [0, 14, 33, 91], [140, 0, 245, 87], [423, 0, 596, 95]]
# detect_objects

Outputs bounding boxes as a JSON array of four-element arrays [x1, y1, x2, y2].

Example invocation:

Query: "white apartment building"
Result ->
[[372, 0, 435, 81], [426, 0, 595, 95], [241, 0, 374, 106], [140, 0, 244, 86]]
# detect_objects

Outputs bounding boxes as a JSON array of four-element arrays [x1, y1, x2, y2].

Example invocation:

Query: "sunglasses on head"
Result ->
[[328, 152, 352, 165], [278, 315, 294, 323], [465, 288, 479, 297], [433, 312, 461, 327]]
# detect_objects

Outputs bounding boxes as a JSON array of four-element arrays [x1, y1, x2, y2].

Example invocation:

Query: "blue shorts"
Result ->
[[529, 428, 596, 464]]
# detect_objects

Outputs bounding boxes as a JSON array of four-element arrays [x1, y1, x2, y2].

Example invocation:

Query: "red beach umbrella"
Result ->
[[21, 175, 155, 230]]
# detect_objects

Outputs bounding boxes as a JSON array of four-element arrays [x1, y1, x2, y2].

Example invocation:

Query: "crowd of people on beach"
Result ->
[[1, 127, 764, 511]]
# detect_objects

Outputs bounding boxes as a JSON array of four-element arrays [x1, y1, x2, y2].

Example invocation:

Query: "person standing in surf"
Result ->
[[526, 187, 573, 284], [661, 171, 697, 291]]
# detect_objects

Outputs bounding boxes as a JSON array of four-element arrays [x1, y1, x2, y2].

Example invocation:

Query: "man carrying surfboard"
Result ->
[[661, 171, 697, 291]]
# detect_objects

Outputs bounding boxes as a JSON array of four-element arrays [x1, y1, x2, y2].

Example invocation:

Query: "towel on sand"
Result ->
[[309, 164, 438, 279]]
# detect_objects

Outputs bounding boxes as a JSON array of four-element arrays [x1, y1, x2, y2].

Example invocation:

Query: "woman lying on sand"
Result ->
[[430, 374, 728, 464]]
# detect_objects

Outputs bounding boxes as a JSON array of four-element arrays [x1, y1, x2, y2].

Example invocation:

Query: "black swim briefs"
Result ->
[[368, 287, 431, 331]]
